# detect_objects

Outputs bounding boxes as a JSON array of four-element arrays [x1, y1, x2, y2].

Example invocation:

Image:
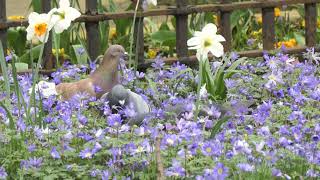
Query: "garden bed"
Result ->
[[0, 49, 319, 179]]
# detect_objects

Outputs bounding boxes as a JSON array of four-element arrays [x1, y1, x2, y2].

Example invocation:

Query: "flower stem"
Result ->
[[195, 59, 204, 119], [128, 0, 140, 68]]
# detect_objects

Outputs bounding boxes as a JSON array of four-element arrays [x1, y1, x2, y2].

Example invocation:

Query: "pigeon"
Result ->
[[101, 84, 150, 125], [56, 45, 126, 100]]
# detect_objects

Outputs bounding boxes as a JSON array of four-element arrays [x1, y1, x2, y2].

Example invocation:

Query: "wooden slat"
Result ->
[[262, 7, 275, 50], [175, 0, 188, 58], [305, 3, 317, 47], [0, 0, 6, 51], [219, 0, 232, 52], [134, 1, 144, 65], [1, 0, 320, 29], [42, 0, 52, 69], [85, 0, 100, 61]]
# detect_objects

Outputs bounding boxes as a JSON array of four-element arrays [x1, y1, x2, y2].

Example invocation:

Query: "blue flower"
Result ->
[[107, 114, 122, 127], [212, 163, 229, 180], [101, 170, 110, 180], [237, 163, 254, 172], [79, 148, 93, 159], [50, 147, 61, 159], [0, 166, 8, 179]]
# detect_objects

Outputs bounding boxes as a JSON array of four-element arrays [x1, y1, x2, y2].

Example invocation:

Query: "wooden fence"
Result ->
[[0, 0, 319, 71]]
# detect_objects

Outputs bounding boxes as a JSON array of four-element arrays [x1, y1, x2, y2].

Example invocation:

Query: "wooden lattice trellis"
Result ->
[[0, 0, 318, 72]]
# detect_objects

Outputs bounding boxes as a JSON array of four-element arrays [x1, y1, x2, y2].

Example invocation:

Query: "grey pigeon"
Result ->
[[101, 84, 150, 125]]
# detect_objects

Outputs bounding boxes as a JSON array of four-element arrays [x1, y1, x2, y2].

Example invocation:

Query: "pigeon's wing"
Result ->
[[127, 90, 150, 114]]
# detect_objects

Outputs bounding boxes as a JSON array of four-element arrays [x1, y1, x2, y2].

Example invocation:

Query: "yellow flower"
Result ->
[[212, 15, 218, 24], [257, 16, 262, 24], [52, 48, 65, 56], [8, 15, 25, 21], [317, 20, 320, 28], [275, 39, 297, 48], [147, 49, 157, 59], [301, 20, 305, 28], [34, 23, 48, 37], [251, 29, 262, 38], [109, 27, 117, 40], [274, 8, 281, 17]]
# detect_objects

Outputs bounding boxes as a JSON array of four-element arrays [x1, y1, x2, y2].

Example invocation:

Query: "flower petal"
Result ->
[[215, 35, 226, 42], [187, 37, 201, 47], [202, 23, 217, 34], [59, 0, 70, 9], [209, 43, 224, 58], [65, 7, 81, 21]]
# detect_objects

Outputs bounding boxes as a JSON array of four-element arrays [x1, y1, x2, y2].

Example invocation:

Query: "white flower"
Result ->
[[29, 81, 58, 98], [199, 83, 208, 98], [187, 23, 225, 61], [26, 12, 54, 43], [146, 0, 157, 6], [50, 0, 81, 34]]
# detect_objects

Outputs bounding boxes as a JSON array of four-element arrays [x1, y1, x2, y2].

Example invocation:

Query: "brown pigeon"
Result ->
[[55, 45, 126, 100]]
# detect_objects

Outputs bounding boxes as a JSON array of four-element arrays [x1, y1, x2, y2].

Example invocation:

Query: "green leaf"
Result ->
[[0, 41, 10, 99], [150, 30, 176, 43], [159, 22, 170, 31], [0, 97, 15, 130], [210, 116, 230, 138], [72, 44, 89, 65], [213, 69, 227, 100], [19, 45, 42, 64], [225, 57, 247, 79], [13, 63, 29, 72], [293, 32, 305, 46], [7, 28, 27, 56]]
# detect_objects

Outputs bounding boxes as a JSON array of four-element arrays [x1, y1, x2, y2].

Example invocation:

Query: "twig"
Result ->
[[155, 137, 164, 180]]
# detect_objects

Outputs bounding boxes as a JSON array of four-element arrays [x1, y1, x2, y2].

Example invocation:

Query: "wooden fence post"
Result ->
[[262, 6, 275, 50], [175, 0, 188, 58], [0, 0, 7, 52], [305, 3, 317, 47], [219, 0, 232, 52], [134, 1, 144, 65], [42, 0, 52, 69], [85, 0, 100, 61]]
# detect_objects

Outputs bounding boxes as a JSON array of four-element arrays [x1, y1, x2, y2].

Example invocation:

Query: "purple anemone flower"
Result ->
[[107, 114, 122, 127], [50, 147, 61, 159], [79, 148, 93, 159], [237, 163, 255, 172], [0, 166, 7, 179], [212, 162, 229, 179]]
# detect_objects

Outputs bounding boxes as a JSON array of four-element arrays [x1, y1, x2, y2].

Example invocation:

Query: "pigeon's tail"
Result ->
[[127, 113, 151, 126]]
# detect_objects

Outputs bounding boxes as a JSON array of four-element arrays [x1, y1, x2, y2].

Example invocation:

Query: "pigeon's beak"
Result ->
[[122, 52, 129, 61]]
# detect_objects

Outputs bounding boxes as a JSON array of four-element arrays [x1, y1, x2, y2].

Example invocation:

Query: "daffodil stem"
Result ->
[[53, 31, 60, 68], [195, 59, 204, 119]]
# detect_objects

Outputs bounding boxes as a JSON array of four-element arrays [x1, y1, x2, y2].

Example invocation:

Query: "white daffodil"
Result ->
[[146, 0, 157, 6], [26, 12, 54, 43], [50, 0, 81, 34], [187, 23, 225, 61]]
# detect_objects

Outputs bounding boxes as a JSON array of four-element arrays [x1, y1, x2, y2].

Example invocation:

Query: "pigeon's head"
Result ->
[[105, 45, 127, 60], [111, 84, 129, 103]]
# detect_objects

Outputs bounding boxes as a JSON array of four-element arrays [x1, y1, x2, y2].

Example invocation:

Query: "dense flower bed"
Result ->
[[0, 49, 320, 179]]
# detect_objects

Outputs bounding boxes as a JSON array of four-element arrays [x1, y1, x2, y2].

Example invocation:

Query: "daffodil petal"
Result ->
[[59, 0, 70, 9], [215, 35, 226, 42], [209, 43, 224, 58], [202, 23, 217, 34], [187, 37, 201, 46]]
